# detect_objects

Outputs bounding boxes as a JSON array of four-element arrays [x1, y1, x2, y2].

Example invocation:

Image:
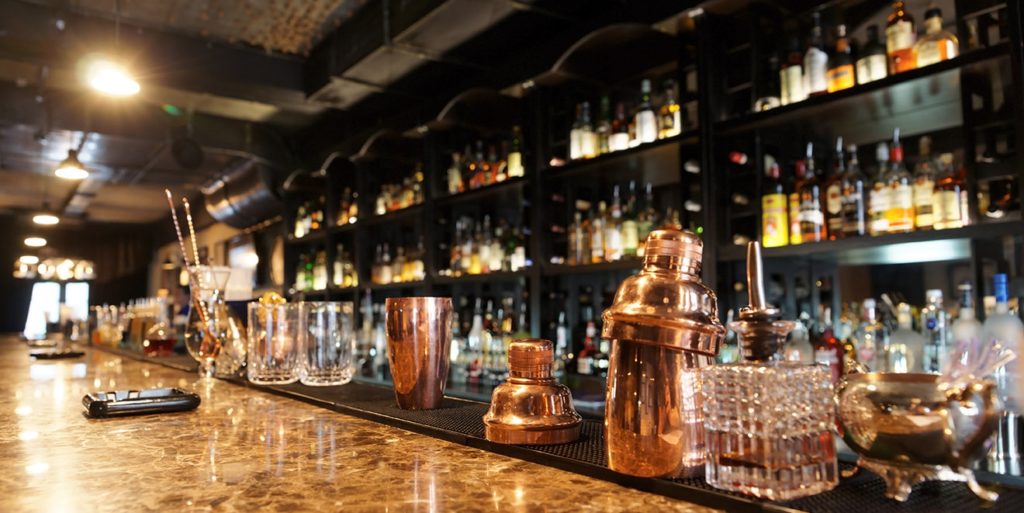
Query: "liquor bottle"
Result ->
[[826, 24, 855, 93], [294, 204, 306, 238], [511, 227, 526, 271], [788, 160, 806, 245], [636, 183, 656, 257], [379, 243, 393, 284], [580, 101, 598, 159], [488, 221, 504, 273], [391, 245, 404, 283], [609, 101, 630, 152], [803, 12, 829, 97], [886, 1, 917, 74], [476, 142, 492, 188], [779, 35, 806, 105], [492, 143, 507, 183], [798, 142, 826, 243], [507, 126, 524, 178], [590, 204, 606, 263], [554, 311, 569, 379], [912, 136, 937, 230], [825, 137, 846, 239], [576, 287, 598, 375], [841, 144, 867, 237], [461, 220, 474, 273], [914, 5, 959, 67], [951, 282, 980, 347], [311, 196, 324, 232], [635, 79, 658, 144], [332, 243, 345, 287], [659, 80, 682, 139], [567, 212, 582, 265], [869, 142, 891, 235], [761, 156, 788, 248], [813, 308, 845, 383], [304, 251, 315, 290], [622, 181, 640, 257], [467, 299, 485, 384], [920, 289, 948, 372], [855, 298, 891, 371], [569, 103, 584, 160], [295, 254, 308, 291], [856, 25, 889, 85], [885, 128, 915, 233], [478, 216, 492, 275], [933, 153, 967, 229], [890, 302, 927, 373], [983, 274, 1023, 410], [605, 188, 624, 261], [596, 96, 612, 155]]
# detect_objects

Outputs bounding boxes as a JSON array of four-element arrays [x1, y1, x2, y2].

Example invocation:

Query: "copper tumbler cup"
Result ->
[[384, 297, 453, 410]]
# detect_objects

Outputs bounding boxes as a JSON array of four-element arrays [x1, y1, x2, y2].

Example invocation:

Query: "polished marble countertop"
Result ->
[[0, 337, 719, 512]]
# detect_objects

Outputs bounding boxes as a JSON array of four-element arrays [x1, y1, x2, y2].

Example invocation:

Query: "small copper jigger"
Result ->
[[602, 229, 724, 478], [384, 297, 453, 410], [483, 339, 582, 445]]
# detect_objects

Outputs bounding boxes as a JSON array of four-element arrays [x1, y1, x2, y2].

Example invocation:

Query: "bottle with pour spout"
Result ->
[[602, 229, 724, 478], [702, 242, 837, 499]]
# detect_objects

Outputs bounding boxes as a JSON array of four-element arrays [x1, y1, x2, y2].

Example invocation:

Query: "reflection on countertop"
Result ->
[[0, 336, 718, 512]]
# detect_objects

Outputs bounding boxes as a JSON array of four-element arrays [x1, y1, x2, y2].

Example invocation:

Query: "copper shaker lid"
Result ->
[[602, 229, 724, 355], [483, 339, 582, 445]]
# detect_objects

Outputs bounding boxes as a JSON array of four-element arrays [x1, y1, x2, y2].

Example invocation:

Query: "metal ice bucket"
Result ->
[[835, 372, 1001, 502]]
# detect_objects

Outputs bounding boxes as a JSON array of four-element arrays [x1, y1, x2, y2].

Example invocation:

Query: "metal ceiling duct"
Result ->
[[201, 158, 284, 229]]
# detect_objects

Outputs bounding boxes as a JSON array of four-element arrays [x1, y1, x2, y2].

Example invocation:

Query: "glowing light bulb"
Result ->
[[86, 59, 140, 96], [24, 237, 47, 248], [32, 213, 59, 225]]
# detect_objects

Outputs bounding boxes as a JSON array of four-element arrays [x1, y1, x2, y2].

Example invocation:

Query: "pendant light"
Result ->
[[84, 0, 139, 97], [24, 237, 47, 248]]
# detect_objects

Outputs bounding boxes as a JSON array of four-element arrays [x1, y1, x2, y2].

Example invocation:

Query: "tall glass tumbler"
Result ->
[[247, 303, 301, 385], [384, 297, 453, 410], [300, 302, 356, 386]]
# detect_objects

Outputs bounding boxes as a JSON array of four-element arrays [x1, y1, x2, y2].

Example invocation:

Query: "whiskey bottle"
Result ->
[[605, 188, 624, 261], [569, 103, 584, 160], [857, 25, 889, 85], [635, 79, 658, 144], [621, 181, 640, 257], [589, 207, 605, 264], [658, 79, 682, 139], [568, 212, 582, 265], [824, 137, 845, 239], [492, 143, 507, 183], [636, 183, 656, 257], [912, 136, 936, 230], [580, 101, 598, 159], [779, 35, 806, 105], [332, 243, 344, 287], [609, 102, 630, 152], [933, 153, 966, 229], [803, 12, 829, 97], [798, 142, 826, 243], [507, 126, 525, 178], [761, 156, 788, 248], [885, 128, 915, 233], [596, 96, 612, 155], [840, 144, 867, 237], [826, 24, 855, 93], [886, 1, 917, 74], [868, 142, 891, 236], [914, 5, 959, 67], [788, 160, 805, 245]]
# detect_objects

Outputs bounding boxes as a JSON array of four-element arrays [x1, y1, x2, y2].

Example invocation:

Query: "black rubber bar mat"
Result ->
[[95, 346, 1024, 513]]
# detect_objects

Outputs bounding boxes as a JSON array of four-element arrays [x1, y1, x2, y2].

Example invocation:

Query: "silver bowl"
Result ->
[[835, 372, 1001, 502]]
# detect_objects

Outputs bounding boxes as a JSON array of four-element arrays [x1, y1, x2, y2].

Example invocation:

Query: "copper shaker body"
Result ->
[[384, 297, 453, 410], [602, 230, 724, 478]]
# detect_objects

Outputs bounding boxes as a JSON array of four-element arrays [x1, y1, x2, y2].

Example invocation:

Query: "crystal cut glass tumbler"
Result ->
[[702, 362, 838, 500], [247, 302, 301, 385], [300, 301, 356, 386]]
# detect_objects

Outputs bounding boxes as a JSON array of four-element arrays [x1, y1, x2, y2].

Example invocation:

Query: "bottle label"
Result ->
[[636, 111, 657, 143], [569, 129, 583, 160], [886, 20, 916, 52], [827, 64, 855, 93], [887, 183, 914, 231], [761, 193, 788, 248], [804, 48, 828, 94], [781, 65, 805, 104], [916, 41, 955, 67], [507, 152, 523, 177], [608, 133, 630, 152], [581, 131, 598, 158], [869, 185, 890, 234], [934, 190, 964, 229], [621, 221, 639, 255], [788, 192, 802, 244], [605, 227, 623, 261], [841, 185, 865, 235], [856, 54, 888, 84], [913, 179, 935, 228]]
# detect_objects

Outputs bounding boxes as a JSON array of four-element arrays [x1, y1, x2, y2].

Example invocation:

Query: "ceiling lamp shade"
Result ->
[[54, 150, 88, 180], [24, 237, 47, 247], [32, 213, 60, 225]]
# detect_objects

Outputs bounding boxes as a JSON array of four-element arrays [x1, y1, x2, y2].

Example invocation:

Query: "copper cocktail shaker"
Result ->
[[384, 297, 453, 410], [602, 229, 724, 478]]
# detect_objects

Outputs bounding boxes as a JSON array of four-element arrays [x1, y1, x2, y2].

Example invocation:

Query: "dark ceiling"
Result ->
[[0, 0, 700, 225]]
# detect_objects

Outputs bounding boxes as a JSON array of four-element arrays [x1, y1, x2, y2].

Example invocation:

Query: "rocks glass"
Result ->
[[299, 302, 356, 386], [247, 302, 301, 385]]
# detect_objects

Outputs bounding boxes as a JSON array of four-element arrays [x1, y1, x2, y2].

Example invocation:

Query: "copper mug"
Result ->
[[384, 297, 453, 410]]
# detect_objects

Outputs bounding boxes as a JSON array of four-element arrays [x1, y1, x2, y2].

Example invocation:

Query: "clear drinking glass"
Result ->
[[247, 302, 301, 385], [300, 301, 356, 386], [184, 266, 232, 378]]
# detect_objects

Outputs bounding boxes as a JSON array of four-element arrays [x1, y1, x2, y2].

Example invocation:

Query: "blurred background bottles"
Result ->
[[444, 215, 528, 276]]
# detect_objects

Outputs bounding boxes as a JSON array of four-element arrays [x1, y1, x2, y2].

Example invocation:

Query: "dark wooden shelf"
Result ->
[[362, 205, 424, 226], [717, 220, 1024, 262], [365, 280, 428, 291], [432, 269, 531, 285], [542, 259, 642, 275], [540, 131, 697, 181], [715, 43, 1010, 135], [434, 177, 528, 206], [327, 285, 359, 294], [285, 230, 328, 244], [329, 221, 359, 234], [289, 288, 329, 297]]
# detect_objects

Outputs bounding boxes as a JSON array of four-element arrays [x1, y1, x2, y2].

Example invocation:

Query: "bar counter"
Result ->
[[0, 336, 717, 512]]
